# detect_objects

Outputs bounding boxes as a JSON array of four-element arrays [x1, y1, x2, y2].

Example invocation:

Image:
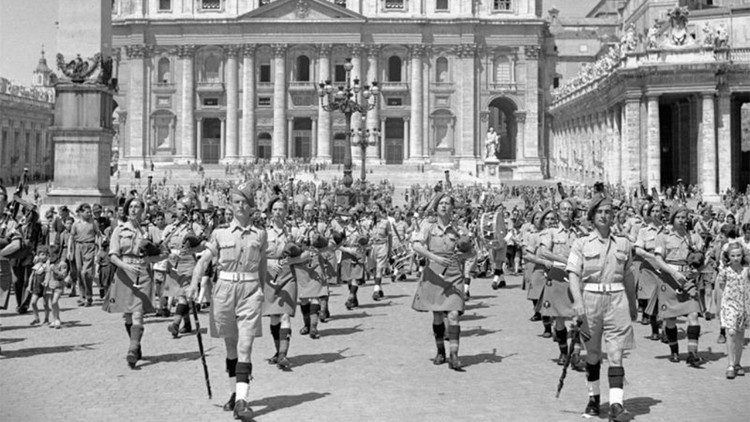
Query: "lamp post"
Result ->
[[350, 123, 380, 181], [318, 58, 379, 207]]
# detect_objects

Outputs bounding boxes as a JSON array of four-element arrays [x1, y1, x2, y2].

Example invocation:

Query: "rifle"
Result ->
[[190, 301, 212, 399], [555, 318, 591, 398]]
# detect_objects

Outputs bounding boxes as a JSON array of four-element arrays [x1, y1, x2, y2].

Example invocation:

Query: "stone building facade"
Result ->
[[0, 52, 56, 184], [548, 1, 750, 198], [112, 0, 550, 179]]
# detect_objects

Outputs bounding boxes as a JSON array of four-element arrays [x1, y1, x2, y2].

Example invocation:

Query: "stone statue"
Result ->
[[620, 24, 638, 56], [715, 23, 729, 48], [667, 6, 691, 47], [702, 23, 716, 47], [485, 127, 498, 159], [56, 53, 101, 84], [647, 22, 661, 50]]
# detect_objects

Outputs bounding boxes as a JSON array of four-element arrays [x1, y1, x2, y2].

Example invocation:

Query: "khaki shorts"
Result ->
[[209, 278, 264, 339], [582, 290, 635, 358]]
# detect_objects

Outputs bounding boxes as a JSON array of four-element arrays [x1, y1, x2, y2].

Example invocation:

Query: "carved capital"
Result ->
[[242, 44, 257, 57], [367, 45, 381, 59], [177, 45, 196, 58], [480, 111, 490, 123], [409, 44, 426, 58], [272, 44, 287, 57], [316, 43, 332, 56], [125, 44, 151, 59], [524, 45, 541, 60], [514, 111, 527, 123], [453, 44, 477, 58], [224, 45, 241, 58], [348, 43, 366, 57], [111, 48, 122, 61]]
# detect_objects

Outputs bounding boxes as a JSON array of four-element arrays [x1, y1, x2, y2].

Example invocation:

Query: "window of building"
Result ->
[[388, 56, 402, 82], [493, 0, 512, 11], [202, 53, 221, 83], [35, 133, 41, 163], [385, 0, 405, 9], [203, 98, 219, 106], [386, 97, 402, 106], [157, 57, 170, 83], [553, 77, 560, 88], [258, 97, 271, 107], [201, 0, 221, 10], [435, 57, 448, 82], [259, 63, 271, 82], [296, 55, 310, 82], [334, 64, 346, 82], [436, 0, 449, 11], [494, 56, 511, 83], [158, 0, 171, 11]]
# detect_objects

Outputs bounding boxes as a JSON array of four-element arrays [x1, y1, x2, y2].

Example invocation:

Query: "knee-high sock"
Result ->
[[278, 328, 291, 359], [300, 303, 311, 329], [125, 322, 132, 338], [687, 325, 700, 354], [309, 303, 320, 330], [447, 325, 460, 356], [270, 323, 281, 353], [129, 325, 143, 352], [432, 323, 446, 355], [608, 366, 625, 405], [226, 358, 238, 391], [235, 362, 252, 400], [650, 314, 660, 335], [586, 361, 601, 397], [542, 316, 552, 332], [666, 326, 679, 354], [556, 328, 568, 355]]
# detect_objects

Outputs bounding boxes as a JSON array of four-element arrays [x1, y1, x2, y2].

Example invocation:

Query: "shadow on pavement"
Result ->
[[249, 392, 331, 418], [462, 327, 500, 337], [0, 342, 99, 359], [460, 313, 487, 322], [461, 350, 517, 368], [0, 337, 25, 345], [464, 302, 490, 311], [328, 312, 371, 320], [467, 295, 495, 300], [598, 397, 662, 419], [318, 325, 364, 337], [653, 350, 726, 364], [382, 294, 411, 299], [292, 348, 360, 367], [138, 351, 202, 368], [63, 320, 93, 329], [357, 301, 394, 309]]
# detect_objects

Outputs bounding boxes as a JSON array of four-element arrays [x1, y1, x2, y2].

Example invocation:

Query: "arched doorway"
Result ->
[[332, 133, 346, 164], [201, 118, 221, 164], [488, 97, 517, 160], [292, 118, 312, 160], [385, 118, 404, 164], [257, 132, 272, 160]]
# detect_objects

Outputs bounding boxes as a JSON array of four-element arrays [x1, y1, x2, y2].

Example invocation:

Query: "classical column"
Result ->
[[646, 95, 661, 192], [717, 89, 732, 194], [522, 46, 540, 160], [125, 45, 148, 164], [311, 117, 318, 158], [220, 117, 226, 160], [380, 117, 387, 162], [316, 44, 332, 163], [272, 44, 287, 161], [287, 117, 294, 158], [611, 107, 622, 184], [366, 46, 380, 161], [178, 45, 196, 163], [701, 92, 718, 201], [223, 45, 240, 163], [403, 117, 410, 161], [408, 45, 424, 163], [622, 95, 642, 190], [349, 44, 364, 162], [422, 46, 430, 159], [514, 111, 526, 161], [241, 44, 256, 161], [196, 117, 203, 163]]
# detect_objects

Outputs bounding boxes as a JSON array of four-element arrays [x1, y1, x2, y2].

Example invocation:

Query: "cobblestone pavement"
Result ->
[[2, 274, 748, 422]]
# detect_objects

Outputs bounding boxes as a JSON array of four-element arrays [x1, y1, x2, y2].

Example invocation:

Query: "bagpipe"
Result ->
[[1, 195, 40, 260]]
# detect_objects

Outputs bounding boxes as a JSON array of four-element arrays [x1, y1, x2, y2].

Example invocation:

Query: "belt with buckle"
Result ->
[[583, 283, 625, 293], [666, 263, 690, 272], [218, 271, 260, 282], [122, 256, 145, 265]]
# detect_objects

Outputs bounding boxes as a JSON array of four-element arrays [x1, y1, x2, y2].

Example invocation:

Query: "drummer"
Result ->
[[412, 193, 475, 371]]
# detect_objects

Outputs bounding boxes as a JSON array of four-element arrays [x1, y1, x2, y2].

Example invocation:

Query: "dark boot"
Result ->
[[222, 393, 236, 412], [127, 325, 144, 369], [585, 395, 600, 417], [233, 399, 254, 422]]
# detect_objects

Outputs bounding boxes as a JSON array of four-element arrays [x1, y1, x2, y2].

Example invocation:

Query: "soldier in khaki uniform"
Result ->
[[567, 194, 636, 421], [186, 183, 267, 422], [634, 202, 665, 340], [654, 206, 705, 367], [369, 203, 392, 301]]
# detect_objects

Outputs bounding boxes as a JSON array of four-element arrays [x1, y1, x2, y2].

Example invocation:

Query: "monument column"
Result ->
[[311, 117, 318, 158], [403, 117, 410, 161], [220, 117, 226, 160], [622, 95, 642, 190], [241, 44, 256, 161], [701, 92, 718, 201], [126, 45, 148, 164], [408, 45, 424, 163], [366, 46, 380, 162], [178, 45, 196, 163], [223, 45, 240, 163], [316, 44, 332, 163], [380, 117, 387, 161], [646, 94, 661, 192], [287, 117, 294, 158], [272, 44, 287, 161], [514, 111, 526, 161], [717, 88, 732, 194]]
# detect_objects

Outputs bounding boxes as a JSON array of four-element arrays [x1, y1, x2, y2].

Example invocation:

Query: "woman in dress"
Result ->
[[412, 194, 474, 371], [717, 242, 750, 379], [105, 197, 166, 369], [523, 210, 553, 336], [634, 202, 665, 340]]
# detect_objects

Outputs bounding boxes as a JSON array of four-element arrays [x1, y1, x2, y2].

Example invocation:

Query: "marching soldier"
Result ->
[[634, 202, 665, 340], [567, 194, 636, 421], [69, 203, 101, 307], [412, 193, 475, 371], [654, 206, 706, 366], [186, 182, 267, 421], [368, 202, 392, 301]]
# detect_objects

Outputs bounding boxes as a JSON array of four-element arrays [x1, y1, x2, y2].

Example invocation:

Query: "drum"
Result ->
[[479, 209, 507, 249]]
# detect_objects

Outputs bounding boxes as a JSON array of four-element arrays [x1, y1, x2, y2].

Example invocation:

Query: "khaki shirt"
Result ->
[[539, 223, 581, 259], [71, 220, 99, 244], [655, 228, 704, 264], [266, 224, 289, 260], [109, 221, 147, 257], [634, 224, 663, 252], [413, 219, 472, 258], [206, 221, 266, 273], [162, 221, 194, 251], [567, 232, 632, 285]]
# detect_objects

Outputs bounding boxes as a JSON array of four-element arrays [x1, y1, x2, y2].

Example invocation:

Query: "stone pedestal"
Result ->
[[482, 156, 500, 179], [47, 84, 116, 206]]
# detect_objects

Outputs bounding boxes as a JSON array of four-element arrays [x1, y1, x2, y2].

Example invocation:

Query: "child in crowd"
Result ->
[[717, 242, 750, 379], [27, 247, 50, 325], [46, 245, 69, 329]]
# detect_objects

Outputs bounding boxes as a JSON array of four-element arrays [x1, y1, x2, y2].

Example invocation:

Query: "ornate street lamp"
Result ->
[[350, 124, 380, 182], [318, 58, 379, 207]]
